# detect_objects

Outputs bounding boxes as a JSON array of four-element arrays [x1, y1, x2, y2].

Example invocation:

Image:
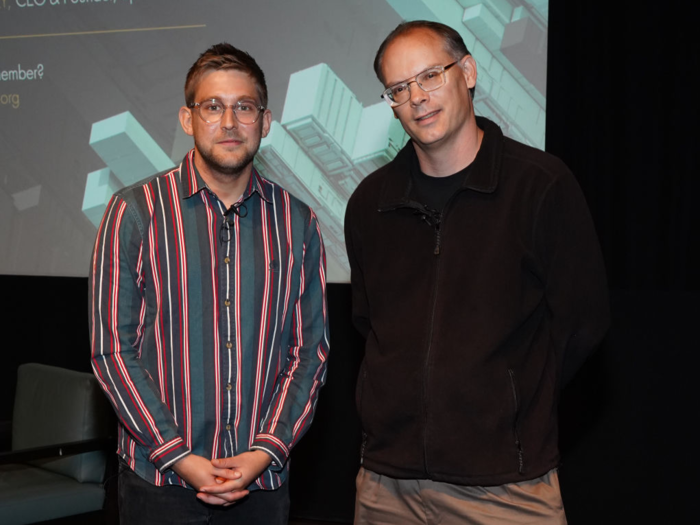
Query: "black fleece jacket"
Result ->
[[344, 117, 609, 486]]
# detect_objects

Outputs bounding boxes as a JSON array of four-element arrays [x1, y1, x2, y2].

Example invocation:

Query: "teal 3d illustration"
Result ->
[[82, 111, 175, 228], [255, 64, 408, 279], [80, 0, 547, 281]]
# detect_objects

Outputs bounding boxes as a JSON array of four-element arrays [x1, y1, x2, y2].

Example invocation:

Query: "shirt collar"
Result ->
[[179, 149, 273, 204]]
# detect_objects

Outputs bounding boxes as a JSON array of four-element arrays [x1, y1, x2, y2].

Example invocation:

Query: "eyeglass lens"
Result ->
[[389, 68, 444, 104], [198, 100, 261, 124], [383, 61, 461, 107]]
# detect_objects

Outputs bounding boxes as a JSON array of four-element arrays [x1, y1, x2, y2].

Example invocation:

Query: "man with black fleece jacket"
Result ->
[[345, 20, 609, 525]]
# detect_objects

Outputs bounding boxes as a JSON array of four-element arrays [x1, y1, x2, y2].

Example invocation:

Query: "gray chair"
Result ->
[[0, 363, 113, 525]]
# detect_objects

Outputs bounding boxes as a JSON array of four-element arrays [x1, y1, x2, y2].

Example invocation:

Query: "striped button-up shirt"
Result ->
[[89, 150, 329, 490]]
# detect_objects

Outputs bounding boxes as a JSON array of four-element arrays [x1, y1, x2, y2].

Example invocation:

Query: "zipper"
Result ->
[[433, 220, 441, 255], [378, 192, 459, 476], [421, 255, 442, 476], [508, 369, 525, 474], [378, 200, 442, 255]]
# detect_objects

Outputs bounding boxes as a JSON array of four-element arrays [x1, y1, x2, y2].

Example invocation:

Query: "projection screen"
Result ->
[[0, 0, 548, 282]]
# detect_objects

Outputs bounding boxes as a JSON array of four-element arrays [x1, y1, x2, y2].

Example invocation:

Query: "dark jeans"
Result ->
[[118, 460, 289, 525]]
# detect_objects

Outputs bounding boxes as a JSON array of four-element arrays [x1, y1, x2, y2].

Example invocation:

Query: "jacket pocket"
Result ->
[[508, 369, 525, 474]]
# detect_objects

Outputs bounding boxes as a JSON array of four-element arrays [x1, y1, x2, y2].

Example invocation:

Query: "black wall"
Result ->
[[546, 2, 699, 521], [2, 277, 697, 523], [547, 1, 699, 291]]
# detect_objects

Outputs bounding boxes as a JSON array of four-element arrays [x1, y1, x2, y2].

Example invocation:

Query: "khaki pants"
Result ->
[[354, 467, 567, 525]]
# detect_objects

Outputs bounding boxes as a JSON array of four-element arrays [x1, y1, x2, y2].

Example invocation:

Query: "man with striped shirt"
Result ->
[[89, 43, 329, 524]]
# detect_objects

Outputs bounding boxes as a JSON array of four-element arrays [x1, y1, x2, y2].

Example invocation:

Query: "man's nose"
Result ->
[[408, 81, 428, 106], [220, 106, 238, 129]]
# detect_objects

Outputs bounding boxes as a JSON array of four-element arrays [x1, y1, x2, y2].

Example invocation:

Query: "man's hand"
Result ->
[[197, 450, 273, 506], [171, 454, 242, 505]]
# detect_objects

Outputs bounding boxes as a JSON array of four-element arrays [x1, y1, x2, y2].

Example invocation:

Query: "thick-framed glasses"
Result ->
[[380, 61, 459, 108], [189, 99, 266, 125]]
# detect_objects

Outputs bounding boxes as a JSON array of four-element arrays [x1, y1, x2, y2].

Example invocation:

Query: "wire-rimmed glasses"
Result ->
[[380, 61, 459, 108]]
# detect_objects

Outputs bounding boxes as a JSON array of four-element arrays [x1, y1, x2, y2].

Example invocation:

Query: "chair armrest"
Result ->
[[0, 437, 113, 465]]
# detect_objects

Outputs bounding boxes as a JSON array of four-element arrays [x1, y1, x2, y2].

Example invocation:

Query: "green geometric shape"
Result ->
[[259, 122, 346, 223], [281, 64, 363, 173], [351, 102, 408, 178], [459, 0, 514, 23], [387, 0, 464, 24], [82, 168, 123, 227], [89, 111, 175, 187], [385, 0, 442, 20], [463, 3, 505, 49]]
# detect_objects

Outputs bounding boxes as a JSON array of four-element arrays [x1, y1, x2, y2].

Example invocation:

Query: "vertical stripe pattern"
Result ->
[[89, 150, 329, 490]]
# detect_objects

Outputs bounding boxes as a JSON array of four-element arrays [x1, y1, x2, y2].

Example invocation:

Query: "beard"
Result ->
[[194, 134, 261, 179]]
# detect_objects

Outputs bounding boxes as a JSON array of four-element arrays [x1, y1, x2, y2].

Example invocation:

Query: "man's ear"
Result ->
[[261, 109, 272, 138], [460, 55, 478, 90], [179, 106, 194, 136]]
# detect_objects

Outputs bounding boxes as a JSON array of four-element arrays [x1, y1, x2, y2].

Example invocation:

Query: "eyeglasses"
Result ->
[[380, 61, 459, 108], [189, 99, 266, 125]]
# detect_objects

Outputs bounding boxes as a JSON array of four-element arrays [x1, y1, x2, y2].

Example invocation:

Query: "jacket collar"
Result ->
[[179, 149, 272, 204], [378, 116, 503, 208]]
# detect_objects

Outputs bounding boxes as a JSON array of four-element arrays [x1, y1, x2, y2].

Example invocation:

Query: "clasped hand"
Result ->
[[172, 450, 272, 506]]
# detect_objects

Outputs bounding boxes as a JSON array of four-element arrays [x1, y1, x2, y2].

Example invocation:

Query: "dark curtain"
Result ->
[[548, 3, 698, 523], [547, 1, 699, 291]]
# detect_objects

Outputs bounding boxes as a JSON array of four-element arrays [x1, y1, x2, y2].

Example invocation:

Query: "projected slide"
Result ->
[[0, 0, 548, 281]]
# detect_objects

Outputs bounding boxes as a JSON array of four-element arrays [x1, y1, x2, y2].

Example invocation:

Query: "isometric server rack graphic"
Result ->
[[82, 0, 548, 282]]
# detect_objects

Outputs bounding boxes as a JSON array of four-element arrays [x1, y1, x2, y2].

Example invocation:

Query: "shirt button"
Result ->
[[226, 383, 232, 391], [224, 299, 231, 306], [224, 257, 230, 264], [226, 341, 233, 349], [226, 424, 231, 431]]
